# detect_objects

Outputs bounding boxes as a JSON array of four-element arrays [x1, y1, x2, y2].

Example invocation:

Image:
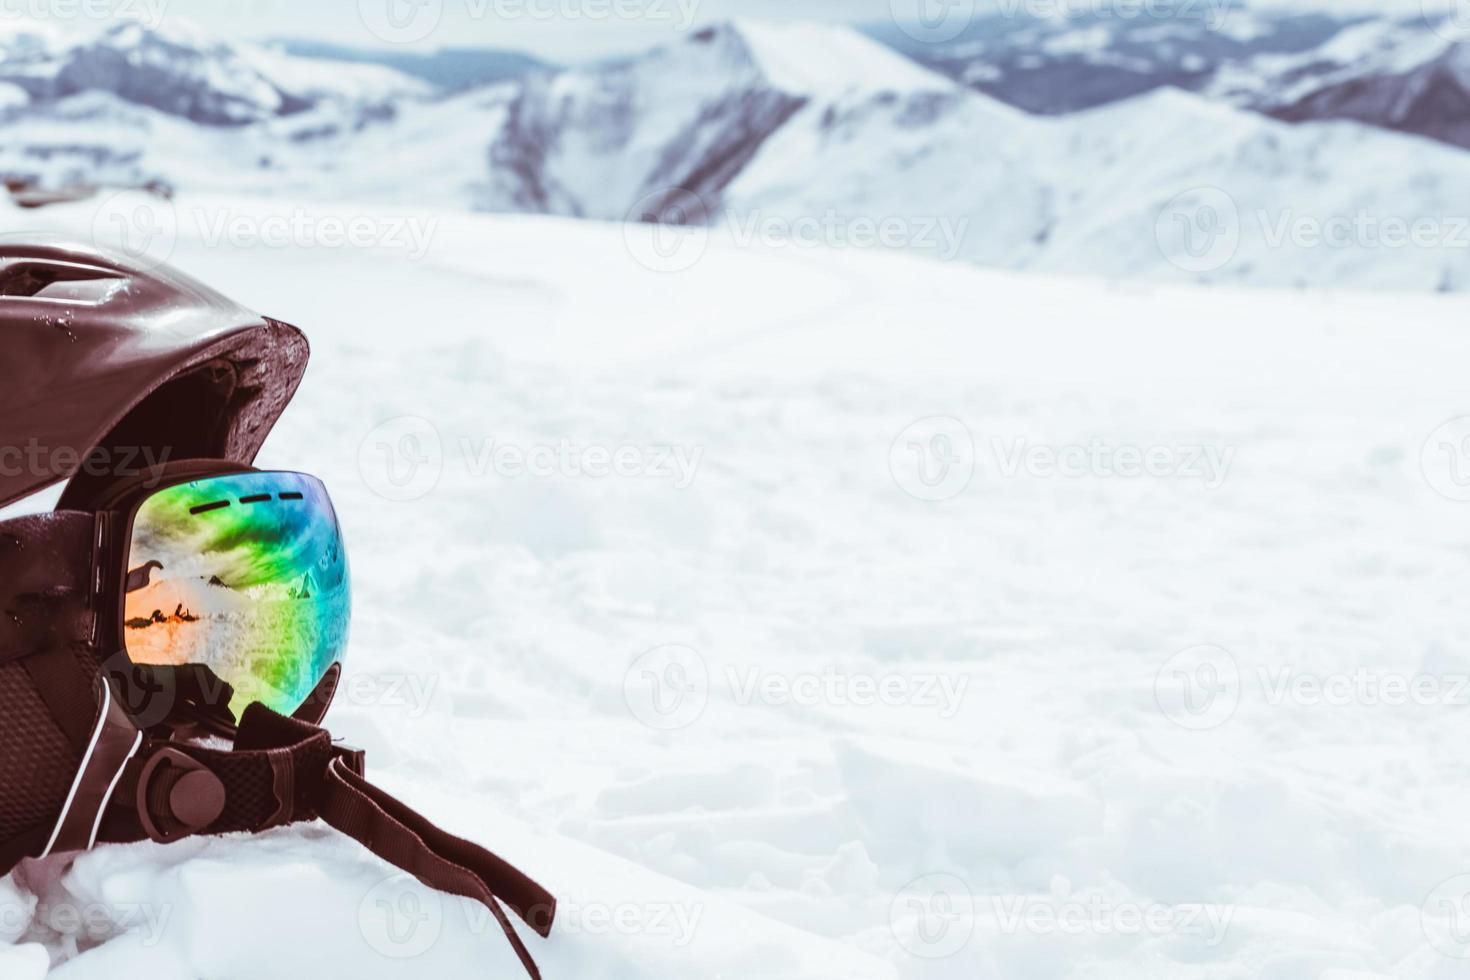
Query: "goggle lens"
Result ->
[[123, 471, 350, 718]]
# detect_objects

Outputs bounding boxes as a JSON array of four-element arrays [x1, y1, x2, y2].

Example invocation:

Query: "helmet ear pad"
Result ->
[[58, 359, 243, 512]]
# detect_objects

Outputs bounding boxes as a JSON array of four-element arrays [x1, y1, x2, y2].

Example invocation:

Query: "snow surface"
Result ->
[[0, 193, 1467, 977]]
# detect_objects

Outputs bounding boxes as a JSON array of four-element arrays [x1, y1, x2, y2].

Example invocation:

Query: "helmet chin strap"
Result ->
[[52, 672, 555, 979]]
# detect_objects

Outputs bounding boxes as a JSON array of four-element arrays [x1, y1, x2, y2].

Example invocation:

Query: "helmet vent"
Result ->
[[0, 261, 122, 303]]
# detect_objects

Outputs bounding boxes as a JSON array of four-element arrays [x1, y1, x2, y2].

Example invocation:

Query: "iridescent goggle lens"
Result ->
[[123, 471, 351, 719]]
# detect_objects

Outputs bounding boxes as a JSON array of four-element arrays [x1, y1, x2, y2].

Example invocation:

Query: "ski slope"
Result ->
[[1, 194, 1469, 978]]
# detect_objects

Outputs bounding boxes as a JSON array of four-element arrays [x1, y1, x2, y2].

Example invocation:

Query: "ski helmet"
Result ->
[[0, 240, 554, 977]]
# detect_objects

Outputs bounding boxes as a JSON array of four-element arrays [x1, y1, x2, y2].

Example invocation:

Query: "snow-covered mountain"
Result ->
[[864, 7, 1355, 114], [1210, 17, 1470, 150], [0, 16, 1468, 292], [475, 22, 955, 218], [0, 20, 426, 126]]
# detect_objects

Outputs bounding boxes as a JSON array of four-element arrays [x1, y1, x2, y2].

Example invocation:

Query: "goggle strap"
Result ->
[[0, 510, 98, 679], [319, 757, 554, 979], [90, 699, 554, 980]]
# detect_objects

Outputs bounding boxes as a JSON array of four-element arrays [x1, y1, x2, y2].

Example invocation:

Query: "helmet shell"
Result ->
[[0, 238, 309, 509]]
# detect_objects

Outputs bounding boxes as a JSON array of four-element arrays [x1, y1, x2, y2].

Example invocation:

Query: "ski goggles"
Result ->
[[110, 468, 351, 721]]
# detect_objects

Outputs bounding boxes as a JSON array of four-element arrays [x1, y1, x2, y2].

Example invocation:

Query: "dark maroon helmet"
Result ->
[[0, 237, 308, 509], [0, 241, 555, 975]]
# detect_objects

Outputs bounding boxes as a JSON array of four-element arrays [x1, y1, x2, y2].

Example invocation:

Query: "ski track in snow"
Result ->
[[1, 195, 1469, 978]]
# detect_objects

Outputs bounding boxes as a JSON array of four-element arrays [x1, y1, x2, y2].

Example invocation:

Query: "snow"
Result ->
[[0, 193, 1467, 977], [730, 21, 954, 97]]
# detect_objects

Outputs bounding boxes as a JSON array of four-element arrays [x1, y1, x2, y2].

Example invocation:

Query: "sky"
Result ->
[[152, 0, 890, 60], [94, 0, 1440, 61]]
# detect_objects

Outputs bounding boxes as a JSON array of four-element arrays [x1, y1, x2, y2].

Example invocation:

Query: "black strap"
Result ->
[[319, 757, 554, 978], [0, 511, 101, 754], [0, 511, 98, 666], [96, 703, 555, 978]]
